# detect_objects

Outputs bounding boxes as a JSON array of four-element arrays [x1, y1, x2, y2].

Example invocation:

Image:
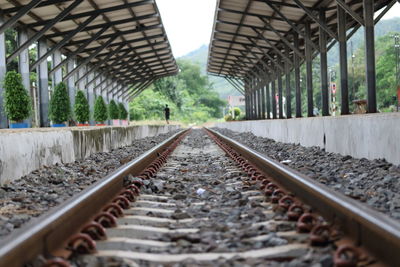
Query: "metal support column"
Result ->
[[257, 78, 262, 119], [363, 0, 377, 113], [67, 59, 76, 112], [87, 72, 95, 125], [294, 33, 302, 117], [277, 62, 284, 119], [266, 80, 271, 119], [78, 64, 87, 90], [37, 39, 50, 127], [0, 16, 7, 128], [285, 45, 292, 119], [18, 28, 31, 126], [271, 78, 277, 119], [305, 22, 314, 117], [261, 78, 266, 119], [320, 9, 330, 116], [337, 5, 349, 114], [52, 50, 62, 85]]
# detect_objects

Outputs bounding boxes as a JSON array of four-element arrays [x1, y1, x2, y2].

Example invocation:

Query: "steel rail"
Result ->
[[0, 128, 188, 266], [206, 128, 400, 266]]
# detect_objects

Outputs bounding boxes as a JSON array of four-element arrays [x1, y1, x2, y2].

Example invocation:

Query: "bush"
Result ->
[[108, 100, 119, 119], [118, 103, 128, 120], [2, 71, 31, 122], [224, 114, 233, 121], [232, 107, 241, 118], [49, 82, 70, 124], [74, 90, 90, 123], [94, 96, 108, 123]]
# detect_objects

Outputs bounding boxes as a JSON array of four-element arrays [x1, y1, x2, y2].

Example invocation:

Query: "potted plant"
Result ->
[[118, 102, 128, 125], [49, 82, 70, 127], [74, 90, 90, 126], [108, 99, 119, 126], [94, 96, 108, 126], [3, 71, 31, 128]]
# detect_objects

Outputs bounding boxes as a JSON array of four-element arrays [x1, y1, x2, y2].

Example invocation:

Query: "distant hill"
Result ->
[[180, 45, 240, 100], [328, 17, 400, 66], [180, 17, 400, 100]]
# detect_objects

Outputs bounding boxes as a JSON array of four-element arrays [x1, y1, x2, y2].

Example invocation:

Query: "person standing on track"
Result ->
[[164, 104, 170, 124]]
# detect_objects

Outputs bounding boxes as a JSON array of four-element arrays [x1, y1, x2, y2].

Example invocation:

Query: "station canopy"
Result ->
[[207, 0, 392, 79], [0, 0, 178, 89]]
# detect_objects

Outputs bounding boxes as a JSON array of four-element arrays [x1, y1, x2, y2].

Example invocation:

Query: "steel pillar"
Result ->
[[261, 79, 266, 119], [67, 59, 76, 112], [78, 64, 87, 90], [266, 81, 271, 119], [271, 79, 277, 119], [277, 65, 284, 119], [294, 33, 302, 117], [37, 39, 50, 127], [0, 16, 7, 128], [285, 45, 292, 119], [87, 72, 95, 125], [52, 50, 62, 85], [18, 28, 31, 126], [305, 22, 314, 117], [319, 9, 329, 116], [256, 78, 262, 119], [337, 5, 349, 114], [363, 0, 377, 113]]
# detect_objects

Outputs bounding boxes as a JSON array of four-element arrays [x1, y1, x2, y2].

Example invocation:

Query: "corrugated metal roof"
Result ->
[[0, 0, 177, 91], [208, 0, 391, 79]]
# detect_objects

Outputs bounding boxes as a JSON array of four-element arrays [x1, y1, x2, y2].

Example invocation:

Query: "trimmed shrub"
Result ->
[[49, 82, 70, 124], [94, 96, 108, 123], [108, 99, 119, 120], [3, 71, 31, 122], [224, 114, 233, 121], [118, 103, 128, 120], [74, 90, 90, 123]]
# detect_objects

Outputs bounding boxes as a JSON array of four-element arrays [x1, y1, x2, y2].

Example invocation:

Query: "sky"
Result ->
[[156, 0, 400, 58], [156, 0, 217, 58]]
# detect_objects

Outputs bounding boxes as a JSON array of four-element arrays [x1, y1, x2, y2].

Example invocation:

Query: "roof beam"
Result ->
[[49, 26, 110, 75], [292, 0, 338, 40], [30, 0, 153, 27], [30, 14, 98, 71], [63, 33, 119, 81], [335, 0, 365, 26], [65, 24, 162, 46], [7, 0, 84, 63], [46, 13, 158, 38], [260, 0, 320, 51], [0, 0, 43, 35]]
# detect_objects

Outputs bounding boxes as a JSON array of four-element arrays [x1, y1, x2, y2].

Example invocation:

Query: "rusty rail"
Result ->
[[206, 128, 400, 266], [0, 129, 189, 266]]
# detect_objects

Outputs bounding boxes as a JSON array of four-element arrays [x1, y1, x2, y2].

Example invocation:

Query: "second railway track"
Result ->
[[1, 128, 400, 266]]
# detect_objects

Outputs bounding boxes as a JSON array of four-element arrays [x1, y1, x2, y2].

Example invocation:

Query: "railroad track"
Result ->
[[0, 128, 399, 266]]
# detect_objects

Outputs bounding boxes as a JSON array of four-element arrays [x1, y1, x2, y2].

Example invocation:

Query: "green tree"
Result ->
[[108, 99, 119, 119], [94, 96, 108, 123], [3, 71, 31, 122], [49, 82, 70, 124], [118, 103, 128, 120], [74, 90, 90, 123], [146, 59, 226, 123]]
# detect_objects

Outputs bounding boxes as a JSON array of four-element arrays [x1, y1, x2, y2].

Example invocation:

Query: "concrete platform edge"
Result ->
[[214, 113, 400, 166], [0, 125, 180, 184]]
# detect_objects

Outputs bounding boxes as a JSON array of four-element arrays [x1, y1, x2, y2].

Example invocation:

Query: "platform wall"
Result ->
[[215, 113, 400, 165], [0, 125, 180, 184]]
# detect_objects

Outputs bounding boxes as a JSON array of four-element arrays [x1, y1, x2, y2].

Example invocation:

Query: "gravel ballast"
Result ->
[[76, 129, 334, 267], [0, 130, 180, 238], [214, 128, 400, 221]]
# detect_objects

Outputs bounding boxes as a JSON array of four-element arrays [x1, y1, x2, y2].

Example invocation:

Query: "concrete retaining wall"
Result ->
[[215, 113, 400, 165], [0, 125, 180, 184]]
